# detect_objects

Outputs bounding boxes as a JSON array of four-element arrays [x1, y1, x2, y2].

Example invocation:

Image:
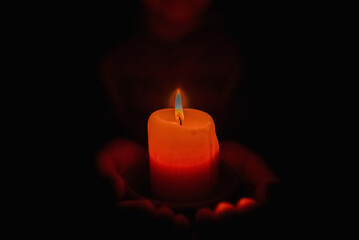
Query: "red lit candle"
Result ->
[[148, 90, 219, 202]]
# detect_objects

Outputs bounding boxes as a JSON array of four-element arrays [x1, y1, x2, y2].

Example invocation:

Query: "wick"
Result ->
[[179, 117, 182, 126]]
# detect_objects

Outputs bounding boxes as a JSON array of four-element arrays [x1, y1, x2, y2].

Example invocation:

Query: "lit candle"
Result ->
[[148, 90, 219, 202]]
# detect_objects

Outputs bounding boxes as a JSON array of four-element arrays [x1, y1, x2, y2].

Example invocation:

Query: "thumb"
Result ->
[[113, 175, 126, 200]]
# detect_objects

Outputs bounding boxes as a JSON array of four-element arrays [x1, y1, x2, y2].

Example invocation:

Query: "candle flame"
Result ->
[[175, 89, 184, 125]]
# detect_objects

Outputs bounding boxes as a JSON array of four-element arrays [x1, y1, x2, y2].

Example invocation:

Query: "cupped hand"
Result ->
[[97, 139, 280, 230], [97, 139, 190, 230], [196, 141, 280, 224]]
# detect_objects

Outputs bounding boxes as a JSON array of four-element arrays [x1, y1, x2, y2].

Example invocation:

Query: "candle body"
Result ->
[[148, 108, 219, 202]]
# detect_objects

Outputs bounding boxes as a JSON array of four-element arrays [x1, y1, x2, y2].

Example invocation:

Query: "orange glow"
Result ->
[[175, 89, 184, 125], [237, 198, 258, 210], [215, 202, 236, 214], [148, 89, 219, 202], [168, 89, 188, 109]]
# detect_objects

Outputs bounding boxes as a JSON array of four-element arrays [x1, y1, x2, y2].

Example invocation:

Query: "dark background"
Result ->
[[50, 1, 314, 236]]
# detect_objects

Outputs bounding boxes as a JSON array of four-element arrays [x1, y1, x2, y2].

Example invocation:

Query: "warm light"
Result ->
[[148, 90, 219, 201], [168, 89, 188, 108], [215, 202, 236, 214], [175, 89, 184, 125], [237, 198, 258, 210]]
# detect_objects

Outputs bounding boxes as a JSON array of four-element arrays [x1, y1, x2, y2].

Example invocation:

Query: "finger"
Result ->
[[219, 141, 245, 175], [97, 150, 117, 177], [153, 206, 176, 222], [196, 208, 215, 222], [118, 199, 155, 214], [173, 214, 190, 229], [214, 202, 239, 219], [105, 139, 148, 174], [114, 175, 126, 200], [215, 202, 237, 214], [98, 151, 126, 200], [237, 198, 258, 212], [220, 141, 279, 185]]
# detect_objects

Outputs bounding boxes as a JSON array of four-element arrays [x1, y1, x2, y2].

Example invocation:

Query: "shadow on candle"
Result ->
[[122, 155, 241, 210]]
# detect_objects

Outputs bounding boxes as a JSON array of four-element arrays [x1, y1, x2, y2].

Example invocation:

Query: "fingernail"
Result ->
[[215, 202, 236, 214], [237, 198, 258, 211]]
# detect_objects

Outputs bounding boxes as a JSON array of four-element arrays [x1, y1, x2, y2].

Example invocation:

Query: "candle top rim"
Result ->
[[148, 108, 215, 129]]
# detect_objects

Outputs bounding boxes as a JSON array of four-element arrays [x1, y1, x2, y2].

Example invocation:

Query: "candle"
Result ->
[[148, 90, 219, 202]]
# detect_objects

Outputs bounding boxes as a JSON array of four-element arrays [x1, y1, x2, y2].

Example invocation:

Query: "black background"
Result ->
[[47, 1, 317, 237]]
